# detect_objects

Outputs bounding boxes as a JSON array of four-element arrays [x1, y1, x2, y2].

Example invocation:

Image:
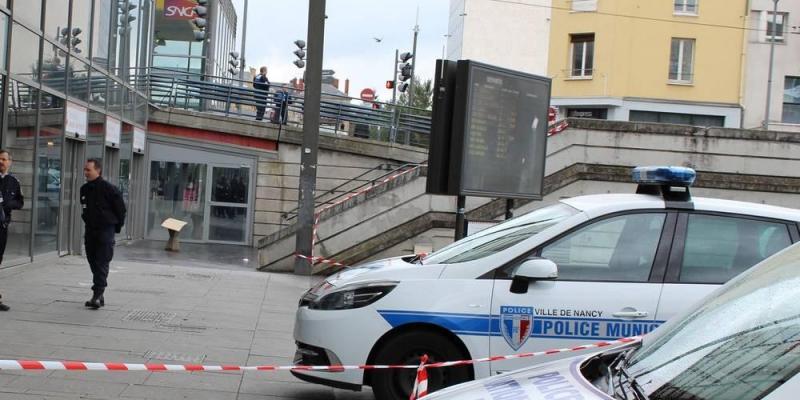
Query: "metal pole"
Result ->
[[391, 49, 398, 104], [454, 195, 466, 241], [763, 0, 779, 130], [238, 0, 248, 82], [408, 15, 419, 107], [505, 199, 514, 219], [294, 0, 326, 275]]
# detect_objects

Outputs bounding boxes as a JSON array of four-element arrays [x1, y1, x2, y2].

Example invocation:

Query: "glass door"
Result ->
[[206, 165, 250, 244], [58, 138, 85, 255]]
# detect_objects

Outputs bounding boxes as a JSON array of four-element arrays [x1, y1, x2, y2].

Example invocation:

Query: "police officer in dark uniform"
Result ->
[[253, 66, 271, 121], [80, 159, 126, 309], [0, 149, 24, 311]]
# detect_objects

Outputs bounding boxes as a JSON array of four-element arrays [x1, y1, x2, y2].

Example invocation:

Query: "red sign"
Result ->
[[164, 0, 197, 20], [548, 106, 557, 123], [360, 88, 376, 102]]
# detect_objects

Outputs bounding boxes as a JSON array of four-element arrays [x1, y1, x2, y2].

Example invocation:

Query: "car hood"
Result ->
[[321, 255, 443, 288], [425, 354, 611, 400]]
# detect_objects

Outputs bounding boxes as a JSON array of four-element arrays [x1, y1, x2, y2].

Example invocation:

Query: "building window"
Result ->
[[674, 0, 698, 15], [784, 76, 800, 124], [571, 0, 597, 12], [570, 33, 594, 78], [765, 12, 787, 43], [669, 38, 694, 83], [630, 110, 724, 127]]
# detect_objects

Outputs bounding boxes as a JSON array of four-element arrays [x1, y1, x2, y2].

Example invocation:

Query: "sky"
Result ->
[[228, 0, 450, 102]]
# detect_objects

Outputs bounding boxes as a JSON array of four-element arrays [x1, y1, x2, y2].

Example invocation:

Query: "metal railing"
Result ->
[[141, 69, 432, 148], [281, 163, 424, 223]]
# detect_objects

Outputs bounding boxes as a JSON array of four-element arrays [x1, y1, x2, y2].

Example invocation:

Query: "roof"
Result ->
[[561, 193, 800, 222]]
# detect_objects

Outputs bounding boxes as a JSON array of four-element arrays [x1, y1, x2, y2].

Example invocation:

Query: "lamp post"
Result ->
[[763, 0, 779, 130]]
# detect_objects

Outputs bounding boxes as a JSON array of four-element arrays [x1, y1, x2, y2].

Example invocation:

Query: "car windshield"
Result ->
[[625, 243, 800, 400], [422, 203, 579, 265]]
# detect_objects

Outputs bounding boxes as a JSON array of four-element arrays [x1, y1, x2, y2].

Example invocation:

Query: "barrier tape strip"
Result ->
[[547, 120, 569, 136], [0, 336, 641, 372], [295, 253, 348, 268]]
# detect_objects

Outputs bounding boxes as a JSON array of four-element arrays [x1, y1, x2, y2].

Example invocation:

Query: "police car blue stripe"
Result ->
[[378, 310, 666, 341]]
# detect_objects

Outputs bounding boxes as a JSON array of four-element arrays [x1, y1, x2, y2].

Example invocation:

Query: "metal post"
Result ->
[[454, 195, 466, 241], [763, 0, 779, 130], [238, 0, 248, 82], [391, 49, 398, 104], [408, 10, 419, 107], [294, 0, 326, 275], [505, 199, 514, 219]]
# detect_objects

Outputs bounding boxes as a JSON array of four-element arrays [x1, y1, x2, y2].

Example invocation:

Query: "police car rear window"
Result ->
[[423, 203, 579, 265]]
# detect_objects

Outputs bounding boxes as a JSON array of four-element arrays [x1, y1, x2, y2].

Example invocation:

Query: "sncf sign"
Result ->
[[164, 0, 197, 19]]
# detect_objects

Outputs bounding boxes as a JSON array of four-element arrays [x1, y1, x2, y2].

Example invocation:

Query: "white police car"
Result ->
[[425, 241, 800, 400], [293, 167, 800, 399]]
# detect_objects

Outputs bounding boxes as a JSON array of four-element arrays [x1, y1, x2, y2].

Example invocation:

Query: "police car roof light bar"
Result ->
[[632, 166, 696, 203]]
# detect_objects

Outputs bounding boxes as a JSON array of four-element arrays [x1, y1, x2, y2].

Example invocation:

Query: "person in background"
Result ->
[[253, 66, 271, 121], [0, 149, 24, 311]]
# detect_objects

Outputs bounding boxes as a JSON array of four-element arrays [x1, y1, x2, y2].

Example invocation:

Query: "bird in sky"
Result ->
[[373, 37, 383, 43]]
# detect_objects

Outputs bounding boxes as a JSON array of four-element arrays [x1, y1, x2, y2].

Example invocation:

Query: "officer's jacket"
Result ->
[[0, 174, 24, 222], [80, 177, 126, 230]]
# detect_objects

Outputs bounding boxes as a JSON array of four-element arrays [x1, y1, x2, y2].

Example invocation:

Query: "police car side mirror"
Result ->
[[510, 259, 558, 294]]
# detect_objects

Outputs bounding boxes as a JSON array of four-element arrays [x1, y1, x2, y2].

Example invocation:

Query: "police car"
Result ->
[[425, 241, 800, 400], [293, 166, 800, 399]]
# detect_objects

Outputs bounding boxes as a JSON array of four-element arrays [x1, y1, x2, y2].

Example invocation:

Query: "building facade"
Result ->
[[1, 0, 152, 267], [446, 0, 552, 75], [742, 0, 800, 131], [547, 0, 747, 128], [152, 0, 237, 80]]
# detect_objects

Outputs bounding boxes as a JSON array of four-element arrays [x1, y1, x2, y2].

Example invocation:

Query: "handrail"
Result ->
[[281, 163, 423, 222], [140, 71, 432, 148]]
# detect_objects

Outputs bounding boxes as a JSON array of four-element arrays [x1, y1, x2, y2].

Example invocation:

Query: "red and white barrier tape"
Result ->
[[547, 120, 569, 136], [295, 253, 348, 268], [0, 336, 641, 400], [0, 336, 641, 372]]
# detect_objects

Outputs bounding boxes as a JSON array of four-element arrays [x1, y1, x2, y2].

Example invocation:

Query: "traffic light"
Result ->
[[228, 52, 240, 76], [397, 51, 413, 92], [192, 4, 208, 41], [293, 40, 306, 69], [385, 80, 394, 89]]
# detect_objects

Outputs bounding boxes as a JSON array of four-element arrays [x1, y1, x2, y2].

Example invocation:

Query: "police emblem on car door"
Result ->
[[500, 306, 534, 351]]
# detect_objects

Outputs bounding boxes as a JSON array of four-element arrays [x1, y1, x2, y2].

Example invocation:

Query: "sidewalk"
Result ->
[[0, 246, 374, 399]]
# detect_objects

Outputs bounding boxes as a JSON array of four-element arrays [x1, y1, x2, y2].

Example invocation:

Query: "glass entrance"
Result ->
[[208, 166, 250, 243], [58, 138, 85, 255]]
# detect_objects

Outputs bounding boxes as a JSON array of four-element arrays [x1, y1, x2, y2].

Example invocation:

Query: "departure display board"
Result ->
[[448, 60, 551, 199]]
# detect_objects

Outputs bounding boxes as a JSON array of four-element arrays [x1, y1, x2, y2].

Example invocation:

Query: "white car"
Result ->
[[292, 167, 800, 399], [425, 241, 800, 400]]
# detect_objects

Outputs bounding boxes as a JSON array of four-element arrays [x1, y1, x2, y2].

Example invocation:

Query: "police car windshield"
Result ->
[[625, 243, 800, 400], [422, 203, 579, 265]]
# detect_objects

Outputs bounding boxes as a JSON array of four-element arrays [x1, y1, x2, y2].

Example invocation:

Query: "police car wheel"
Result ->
[[371, 331, 472, 400]]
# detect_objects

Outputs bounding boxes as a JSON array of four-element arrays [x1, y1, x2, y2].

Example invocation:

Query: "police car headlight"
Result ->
[[309, 281, 397, 310]]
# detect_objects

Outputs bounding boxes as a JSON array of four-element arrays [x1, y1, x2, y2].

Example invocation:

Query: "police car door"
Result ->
[[489, 211, 675, 373], [655, 212, 798, 323]]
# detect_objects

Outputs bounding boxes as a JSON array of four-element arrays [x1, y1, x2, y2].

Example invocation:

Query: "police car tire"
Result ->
[[371, 331, 472, 400]]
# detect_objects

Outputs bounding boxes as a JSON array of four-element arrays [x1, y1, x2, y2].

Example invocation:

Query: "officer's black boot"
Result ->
[[85, 288, 104, 309]]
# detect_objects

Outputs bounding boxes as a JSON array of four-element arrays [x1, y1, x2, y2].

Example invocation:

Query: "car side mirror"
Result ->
[[510, 258, 558, 294]]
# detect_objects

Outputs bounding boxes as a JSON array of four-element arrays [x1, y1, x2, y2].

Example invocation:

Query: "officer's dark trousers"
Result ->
[[85, 225, 115, 291], [0, 224, 7, 265]]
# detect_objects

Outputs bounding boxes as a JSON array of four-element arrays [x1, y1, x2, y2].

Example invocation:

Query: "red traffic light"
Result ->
[[385, 80, 394, 89]]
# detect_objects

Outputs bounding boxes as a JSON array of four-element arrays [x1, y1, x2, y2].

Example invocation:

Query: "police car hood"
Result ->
[[425, 354, 610, 400], [322, 255, 440, 286]]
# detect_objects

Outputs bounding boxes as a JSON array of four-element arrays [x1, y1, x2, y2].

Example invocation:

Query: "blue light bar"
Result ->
[[632, 166, 696, 186]]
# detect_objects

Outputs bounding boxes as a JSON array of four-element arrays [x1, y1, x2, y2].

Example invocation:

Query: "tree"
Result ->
[[397, 76, 433, 113]]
